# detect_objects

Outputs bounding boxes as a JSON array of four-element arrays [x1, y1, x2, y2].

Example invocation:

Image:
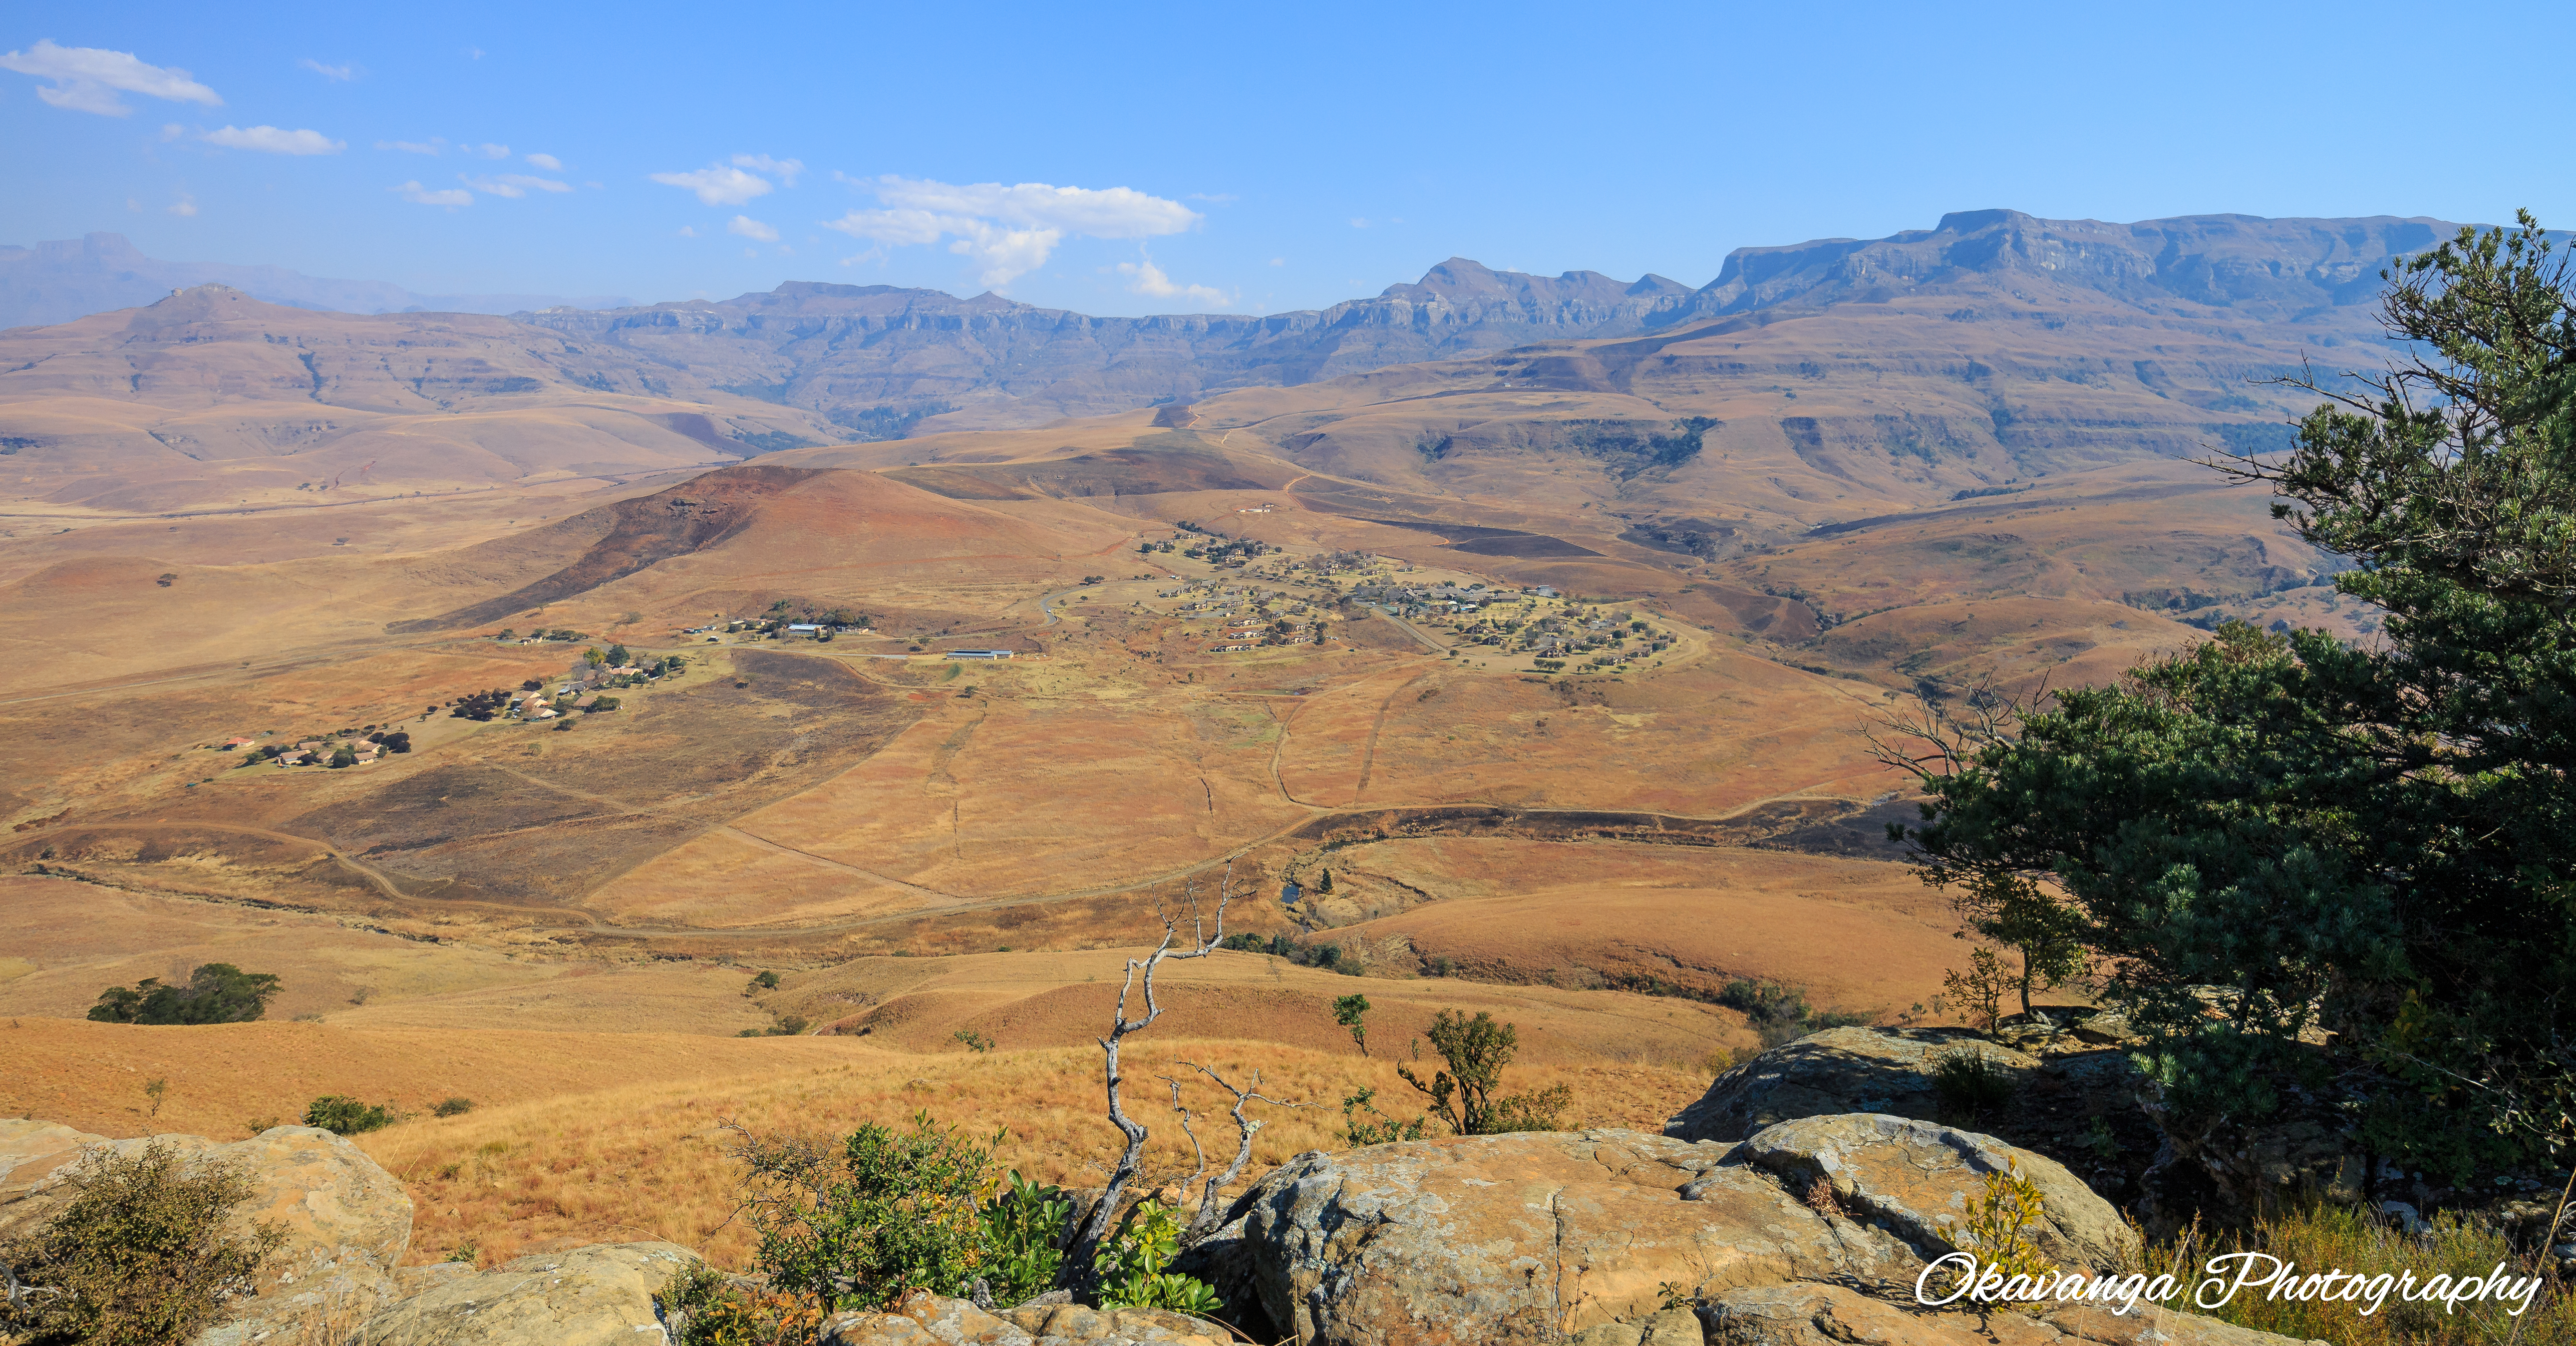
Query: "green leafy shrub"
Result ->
[[1929, 1048, 2017, 1124], [980, 1170, 1069, 1305], [1395, 1009, 1571, 1135], [1339, 1086, 1428, 1146], [658, 1258, 814, 1346], [732, 1113, 997, 1314], [302, 1096, 398, 1135], [1091, 1200, 1221, 1314], [431, 1097, 474, 1118], [0, 1141, 285, 1346], [88, 963, 281, 1025]]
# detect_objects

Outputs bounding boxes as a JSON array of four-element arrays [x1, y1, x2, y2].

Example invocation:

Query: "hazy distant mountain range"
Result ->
[[0, 232, 629, 328], [520, 210, 2474, 433], [2, 211, 2493, 439]]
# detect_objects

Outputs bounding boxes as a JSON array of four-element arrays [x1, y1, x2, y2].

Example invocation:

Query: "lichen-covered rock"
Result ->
[[1233, 1128, 1919, 1345], [1699, 1283, 2326, 1345], [818, 1289, 1228, 1345], [1664, 1028, 2040, 1144], [1567, 1307, 1704, 1346], [350, 1241, 695, 1345], [0, 1119, 108, 1243], [1733, 1114, 2136, 1273]]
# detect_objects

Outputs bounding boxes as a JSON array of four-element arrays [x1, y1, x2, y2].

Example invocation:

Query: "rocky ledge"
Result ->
[[2, 1106, 2325, 1346]]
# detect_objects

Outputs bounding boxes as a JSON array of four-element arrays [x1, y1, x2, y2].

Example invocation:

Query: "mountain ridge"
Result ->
[[0, 232, 629, 331]]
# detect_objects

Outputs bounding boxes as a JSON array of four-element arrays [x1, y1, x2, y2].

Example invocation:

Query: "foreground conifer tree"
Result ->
[[1897, 214, 2576, 1177]]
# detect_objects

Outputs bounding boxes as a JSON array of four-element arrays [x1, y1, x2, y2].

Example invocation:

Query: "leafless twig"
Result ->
[[1159, 1061, 1305, 1243], [1066, 861, 1236, 1289]]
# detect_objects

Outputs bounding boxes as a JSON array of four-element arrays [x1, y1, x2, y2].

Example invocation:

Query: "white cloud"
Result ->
[[299, 58, 354, 81], [677, 225, 697, 237], [0, 39, 223, 116], [650, 164, 772, 206], [728, 215, 778, 242], [525, 152, 561, 170], [393, 180, 472, 208], [822, 175, 1201, 288], [1117, 253, 1230, 309], [472, 142, 509, 159], [166, 192, 196, 217], [1350, 218, 1370, 228], [377, 137, 443, 154], [159, 122, 183, 141], [732, 153, 801, 186], [462, 173, 570, 199], [204, 125, 344, 155], [1268, 257, 1285, 266]]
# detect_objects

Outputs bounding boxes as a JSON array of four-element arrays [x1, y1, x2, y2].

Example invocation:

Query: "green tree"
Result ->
[[582, 646, 606, 667], [1332, 993, 1370, 1056], [1395, 1010, 1570, 1135], [1317, 867, 1334, 894], [606, 642, 630, 666], [303, 1096, 399, 1134], [1946, 873, 2085, 1018], [89, 964, 282, 1026], [1894, 215, 2576, 1177]]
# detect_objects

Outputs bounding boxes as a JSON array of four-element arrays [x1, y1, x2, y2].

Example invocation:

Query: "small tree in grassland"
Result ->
[[1333, 993, 1370, 1056], [1396, 1010, 1569, 1135]]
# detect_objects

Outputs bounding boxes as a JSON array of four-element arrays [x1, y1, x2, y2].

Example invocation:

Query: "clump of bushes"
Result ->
[[665, 1112, 1219, 1335], [431, 1097, 474, 1118], [736, 1014, 810, 1038], [1218, 932, 1361, 974], [0, 1142, 284, 1344], [302, 1096, 399, 1135], [1718, 978, 1868, 1048], [88, 963, 281, 1025]]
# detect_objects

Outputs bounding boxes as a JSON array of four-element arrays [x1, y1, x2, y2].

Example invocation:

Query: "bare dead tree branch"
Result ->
[[1160, 1060, 1305, 1244], [1064, 859, 1235, 1291], [1860, 668, 2044, 789]]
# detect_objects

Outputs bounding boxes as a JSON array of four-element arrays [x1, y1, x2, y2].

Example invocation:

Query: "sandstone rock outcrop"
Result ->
[[3, 1113, 2329, 1346], [1733, 1114, 2134, 1273], [349, 1241, 694, 1346], [1693, 1283, 2324, 1345], [2, 1120, 416, 1346], [820, 1289, 1231, 1345], [1201, 1121, 2329, 1346], [1662, 1027, 2040, 1144]]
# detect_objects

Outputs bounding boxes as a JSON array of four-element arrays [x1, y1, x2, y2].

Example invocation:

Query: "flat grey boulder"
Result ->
[[1665, 1028, 2040, 1144], [1700, 1282, 2328, 1344], [1231, 1128, 1918, 1345], [1733, 1114, 2137, 1273], [351, 1241, 695, 1345], [819, 1289, 1230, 1344]]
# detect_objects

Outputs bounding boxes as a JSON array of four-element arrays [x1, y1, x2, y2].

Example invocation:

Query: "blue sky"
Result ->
[[4, 1, 2570, 316]]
